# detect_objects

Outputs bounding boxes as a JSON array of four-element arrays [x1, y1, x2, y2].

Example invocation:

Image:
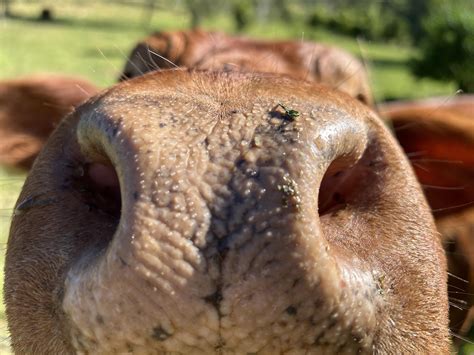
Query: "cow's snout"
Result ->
[[5, 70, 450, 354]]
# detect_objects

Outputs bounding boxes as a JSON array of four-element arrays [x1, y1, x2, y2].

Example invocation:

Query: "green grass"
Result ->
[[0, 1, 464, 353], [0, 2, 456, 98]]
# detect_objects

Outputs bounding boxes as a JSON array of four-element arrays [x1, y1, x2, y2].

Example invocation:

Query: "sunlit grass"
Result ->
[[0, 2, 456, 98]]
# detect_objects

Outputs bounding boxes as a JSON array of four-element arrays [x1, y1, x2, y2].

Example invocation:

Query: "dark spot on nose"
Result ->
[[152, 326, 171, 341], [286, 306, 297, 315], [118, 256, 128, 267], [356, 93, 367, 104], [204, 290, 223, 308], [96, 315, 104, 325]]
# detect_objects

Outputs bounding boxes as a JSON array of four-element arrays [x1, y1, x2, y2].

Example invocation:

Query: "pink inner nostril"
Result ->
[[71, 162, 122, 219], [87, 163, 119, 188], [318, 153, 369, 216]]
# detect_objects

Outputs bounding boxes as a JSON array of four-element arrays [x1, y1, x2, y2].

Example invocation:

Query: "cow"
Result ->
[[121, 31, 474, 340], [120, 29, 373, 106], [3, 69, 450, 353], [0, 74, 99, 169], [379, 96, 474, 336]]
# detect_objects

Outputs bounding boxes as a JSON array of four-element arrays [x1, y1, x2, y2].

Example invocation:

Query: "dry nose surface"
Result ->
[[5, 70, 449, 354]]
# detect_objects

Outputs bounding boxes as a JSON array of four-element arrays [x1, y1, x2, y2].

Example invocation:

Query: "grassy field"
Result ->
[[0, 1, 467, 353], [0, 2, 457, 98]]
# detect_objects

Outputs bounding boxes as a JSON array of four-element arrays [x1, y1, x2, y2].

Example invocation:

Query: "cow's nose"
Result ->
[[6, 70, 450, 354]]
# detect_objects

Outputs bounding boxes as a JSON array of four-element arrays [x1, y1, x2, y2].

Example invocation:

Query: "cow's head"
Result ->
[[4, 70, 449, 353]]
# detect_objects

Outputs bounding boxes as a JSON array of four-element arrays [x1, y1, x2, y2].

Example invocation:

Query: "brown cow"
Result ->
[[379, 95, 474, 337], [0, 74, 99, 169], [4, 70, 449, 353], [120, 29, 373, 105]]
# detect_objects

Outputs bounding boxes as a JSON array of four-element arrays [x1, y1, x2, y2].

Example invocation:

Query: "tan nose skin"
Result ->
[[5, 70, 449, 354]]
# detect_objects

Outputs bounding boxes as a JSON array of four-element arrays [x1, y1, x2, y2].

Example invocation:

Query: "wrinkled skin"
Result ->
[[5, 70, 449, 353], [0, 74, 99, 169], [380, 96, 474, 336], [120, 29, 373, 106]]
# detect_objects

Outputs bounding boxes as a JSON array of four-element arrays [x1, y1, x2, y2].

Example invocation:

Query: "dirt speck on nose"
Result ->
[[152, 326, 171, 342], [277, 175, 301, 210]]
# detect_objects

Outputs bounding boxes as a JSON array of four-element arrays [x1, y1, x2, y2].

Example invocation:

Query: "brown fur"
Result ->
[[0, 74, 99, 169], [4, 70, 449, 353], [121, 29, 373, 105], [380, 95, 474, 336]]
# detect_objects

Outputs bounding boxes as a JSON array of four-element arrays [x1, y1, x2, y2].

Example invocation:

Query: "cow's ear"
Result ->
[[436, 207, 474, 335], [0, 135, 44, 170], [381, 99, 474, 336], [314, 48, 374, 106], [382, 104, 474, 218], [0, 74, 98, 170]]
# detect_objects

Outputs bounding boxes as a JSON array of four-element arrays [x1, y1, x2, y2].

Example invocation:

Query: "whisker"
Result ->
[[96, 47, 120, 73], [448, 284, 469, 292], [74, 84, 94, 97], [411, 162, 430, 172], [424, 89, 464, 116], [406, 151, 427, 158], [448, 272, 470, 283], [148, 49, 179, 68], [432, 201, 474, 213], [450, 331, 474, 344], [136, 52, 154, 72], [114, 45, 146, 78], [334, 46, 365, 91], [334, 61, 360, 89], [146, 44, 161, 71], [303, 44, 316, 82], [41, 102, 74, 110], [410, 158, 464, 164], [356, 37, 375, 104], [422, 184, 465, 191], [448, 301, 468, 311], [393, 121, 424, 132], [448, 291, 474, 296], [393, 89, 465, 131], [449, 297, 469, 305]]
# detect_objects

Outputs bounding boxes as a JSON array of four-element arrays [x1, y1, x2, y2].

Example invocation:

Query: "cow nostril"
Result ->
[[318, 170, 347, 216], [72, 161, 122, 221], [88, 163, 119, 189], [318, 155, 366, 216]]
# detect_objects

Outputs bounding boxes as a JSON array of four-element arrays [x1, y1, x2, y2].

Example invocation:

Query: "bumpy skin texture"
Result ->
[[5, 70, 449, 353], [120, 29, 373, 106], [0, 74, 99, 169], [380, 95, 474, 336]]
